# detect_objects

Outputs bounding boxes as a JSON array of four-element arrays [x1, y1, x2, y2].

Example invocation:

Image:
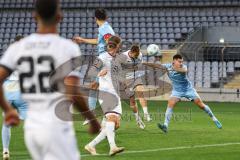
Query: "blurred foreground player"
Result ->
[[73, 9, 115, 125], [0, 0, 100, 159]]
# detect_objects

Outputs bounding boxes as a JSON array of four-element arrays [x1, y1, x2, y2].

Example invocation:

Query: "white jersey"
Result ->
[[0, 33, 81, 128], [98, 52, 120, 94], [97, 52, 122, 114], [122, 50, 145, 79], [7, 71, 19, 81]]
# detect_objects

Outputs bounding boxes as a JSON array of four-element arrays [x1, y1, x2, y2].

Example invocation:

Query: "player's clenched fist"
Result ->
[[5, 109, 20, 126]]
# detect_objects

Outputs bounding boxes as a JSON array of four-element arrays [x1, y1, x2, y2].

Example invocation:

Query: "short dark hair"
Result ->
[[35, 0, 59, 24], [173, 54, 183, 60], [95, 8, 107, 21], [130, 44, 140, 53], [15, 35, 24, 42], [107, 36, 121, 49]]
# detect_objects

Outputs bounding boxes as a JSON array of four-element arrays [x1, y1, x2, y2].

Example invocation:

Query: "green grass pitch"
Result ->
[[1, 101, 240, 160]]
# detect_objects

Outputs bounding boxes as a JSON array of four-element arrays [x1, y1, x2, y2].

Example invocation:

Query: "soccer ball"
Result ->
[[147, 44, 160, 56]]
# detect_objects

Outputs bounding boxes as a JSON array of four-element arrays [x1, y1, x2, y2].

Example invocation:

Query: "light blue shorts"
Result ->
[[9, 99, 28, 120], [170, 88, 200, 101]]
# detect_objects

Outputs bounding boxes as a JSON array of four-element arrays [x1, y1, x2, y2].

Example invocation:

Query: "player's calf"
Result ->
[[194, 98, 222, 129]]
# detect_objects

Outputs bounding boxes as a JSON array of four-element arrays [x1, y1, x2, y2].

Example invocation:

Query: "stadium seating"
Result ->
[[0, 1, 240, 89], [1, 7, 240, 53], [185, 61, 240, 88], [0, 0, 239, 9]]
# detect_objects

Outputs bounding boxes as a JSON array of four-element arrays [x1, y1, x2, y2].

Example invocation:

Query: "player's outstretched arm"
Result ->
[[0, 67, 20, 126], [72, 36, 98, 45], [142, 62, 167, 71], [64, 76, 101, 134], [172, 66, 188, 73]]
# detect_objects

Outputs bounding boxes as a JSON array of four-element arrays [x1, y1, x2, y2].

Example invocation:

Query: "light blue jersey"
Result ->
[[163, 63, 192, 92], [163, 63, 199, 100], [3, 73, 27, 120], [3, 79, 22, 100], [97, 22, 115, 54]]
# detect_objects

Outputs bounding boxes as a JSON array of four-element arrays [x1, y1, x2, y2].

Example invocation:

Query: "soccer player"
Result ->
[[85, 36, 124, 156], [122, 44, 152, 129], [143, 54, 222, 133], [0, 0, 100, 159], [1, 35, 28, 160], [73, 9, 115, 125]]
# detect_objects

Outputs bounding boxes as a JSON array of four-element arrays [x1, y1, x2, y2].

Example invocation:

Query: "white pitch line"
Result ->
[[81, 142, 240, 157]]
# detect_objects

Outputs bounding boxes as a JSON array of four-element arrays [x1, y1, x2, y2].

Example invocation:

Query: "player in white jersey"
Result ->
[[121, 45, 152, 129], [0, 0, 100, 159], [85, 36, 124, 156]]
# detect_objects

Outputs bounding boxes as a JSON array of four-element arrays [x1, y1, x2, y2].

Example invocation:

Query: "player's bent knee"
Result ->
[[106, 114, 121, 129], [168, 98, 178, 107], [194, 98, 205, 109]]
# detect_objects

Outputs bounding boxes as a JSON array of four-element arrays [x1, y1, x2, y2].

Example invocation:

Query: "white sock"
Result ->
[[164, 107, 173, 127], [105, 121, 116, 149], [134, 112, 140, 120], [143, 107, 149, 114], [88, 128, 106, 147], [203, 105, 217, 121], [88, 118, 107, 147], [2, 124, 11, 152]]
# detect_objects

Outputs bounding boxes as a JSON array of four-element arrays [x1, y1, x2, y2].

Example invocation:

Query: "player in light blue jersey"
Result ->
[[144, 54, 222, 133], [1, 36, 28, 159], [73, 9, 115, 125], [73, 8, 115, 54]]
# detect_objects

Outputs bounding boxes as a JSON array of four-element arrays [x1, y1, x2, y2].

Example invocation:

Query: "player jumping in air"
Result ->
[[0, 0, 100, 159], [121, 44, 152, 129], [143, 54, 222, 133], [73, 9, 115, 125]]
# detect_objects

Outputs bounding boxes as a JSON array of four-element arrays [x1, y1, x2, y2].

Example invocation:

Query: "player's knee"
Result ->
[[168, 99, 177, 107], [106, 115, 120, 129], [194, 98, 205, 109]]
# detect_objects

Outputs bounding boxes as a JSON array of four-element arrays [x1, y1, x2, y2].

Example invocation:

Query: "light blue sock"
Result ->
[[203, 105, 217, 121], [88, 90, 97, 111], [2, 123, 11, 152], [164, 107, 173, 127]]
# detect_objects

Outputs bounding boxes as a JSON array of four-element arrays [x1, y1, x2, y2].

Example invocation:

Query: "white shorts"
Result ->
[[24, 122, 80, 160], [98, 90, 122, 115]]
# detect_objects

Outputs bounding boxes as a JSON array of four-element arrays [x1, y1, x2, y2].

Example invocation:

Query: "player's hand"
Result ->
[[89, 81, 99, 90], [72, 36, 85, 44], [98, 69, 108, 77], [4, 108, 20, 127], [88, 119, 101, 134]]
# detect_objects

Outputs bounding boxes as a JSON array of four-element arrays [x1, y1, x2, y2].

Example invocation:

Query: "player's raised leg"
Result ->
[[158, 97, 179, 133], [129, 96, 145, 129], [194, 98, 222, 129], [135, 85, 152, 121], [83, 81, 98, 126]]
